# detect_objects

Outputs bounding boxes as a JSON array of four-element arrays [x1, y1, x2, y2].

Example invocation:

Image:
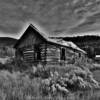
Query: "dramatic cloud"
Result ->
[[0, 0, 100, 38]]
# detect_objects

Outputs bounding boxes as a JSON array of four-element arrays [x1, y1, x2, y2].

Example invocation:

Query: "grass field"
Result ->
[[93, 70, 100, 82], [0, 69, 98, 100], [0, 55, 99, 100]]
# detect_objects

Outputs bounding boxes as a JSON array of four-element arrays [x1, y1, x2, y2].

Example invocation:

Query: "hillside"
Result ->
[[0, 37, 17, 47], [63, 35, 100, 55], [63, 35, 100, 43]]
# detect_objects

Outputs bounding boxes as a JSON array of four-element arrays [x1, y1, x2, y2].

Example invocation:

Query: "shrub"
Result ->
[[10, 58, 31, 72], [40, 66, 99, 96]]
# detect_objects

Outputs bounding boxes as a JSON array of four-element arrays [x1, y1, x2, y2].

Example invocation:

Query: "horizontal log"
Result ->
[[24, 56, 34, 58], [23, 53, 34, 55], [23, 49, 34, 51], [24, 57, 34, 59], [23, 51, 34, 53], [23, 54, 34, 56], [24, 56, 34, 59]]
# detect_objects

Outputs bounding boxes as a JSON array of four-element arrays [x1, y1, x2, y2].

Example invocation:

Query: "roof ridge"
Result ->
[[29, 23, 49, 40]]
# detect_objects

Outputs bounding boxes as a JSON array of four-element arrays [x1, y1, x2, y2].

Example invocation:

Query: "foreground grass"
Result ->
[[0, 71, 41, 100], [93, 70, 100, 82], [0, 70, 99, 100]]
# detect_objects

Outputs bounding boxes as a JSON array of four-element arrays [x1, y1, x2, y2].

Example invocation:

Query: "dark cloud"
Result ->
[[0, 0, 100, 37]]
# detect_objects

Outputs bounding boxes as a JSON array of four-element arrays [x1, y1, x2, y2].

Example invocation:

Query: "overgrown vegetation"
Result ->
[[0, 46, 15, 57], [0, 50, 99, 100], [0, 69, 99, 100]]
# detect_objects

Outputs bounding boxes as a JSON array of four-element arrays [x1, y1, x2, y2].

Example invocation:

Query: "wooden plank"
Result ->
[[18, 29, 45, 48]]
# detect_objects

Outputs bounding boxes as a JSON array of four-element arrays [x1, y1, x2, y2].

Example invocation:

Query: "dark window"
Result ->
[[61, 48, 66, 60], [79, 53, 81, 58]]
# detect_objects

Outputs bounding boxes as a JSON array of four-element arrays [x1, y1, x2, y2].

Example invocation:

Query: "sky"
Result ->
[[0, 0, 100, 39]]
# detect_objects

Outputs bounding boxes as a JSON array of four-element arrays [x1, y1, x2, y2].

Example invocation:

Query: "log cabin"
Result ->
[[14, 24, 86, 65]]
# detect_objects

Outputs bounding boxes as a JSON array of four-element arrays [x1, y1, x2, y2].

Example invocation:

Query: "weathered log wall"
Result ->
[[22, 46, 34, 63], [16, 43, 61, 65], [16, 43, 82, 65], [46, 44, 61, 65]]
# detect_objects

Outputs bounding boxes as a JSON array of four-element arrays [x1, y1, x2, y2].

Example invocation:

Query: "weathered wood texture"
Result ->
[[15, 25, 84, 65], [21, 44, 46, 64], [46, 44, 60, 64], [16, 42, 82, 65], [17, 26, 45, 48]]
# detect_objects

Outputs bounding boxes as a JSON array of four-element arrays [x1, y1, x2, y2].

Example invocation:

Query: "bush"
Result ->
[[40, 66, 99, 96], [10, 58, 31, 72]]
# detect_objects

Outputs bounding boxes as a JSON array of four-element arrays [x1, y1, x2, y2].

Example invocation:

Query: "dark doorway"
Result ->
[[34, 45, 41, 61], [61, 48, 66, 60]]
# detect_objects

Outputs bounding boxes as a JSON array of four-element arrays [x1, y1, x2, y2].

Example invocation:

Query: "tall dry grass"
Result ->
[[0, 71, 41, 100], [0, 70, 98, 100], [0, 51, 99, 100]]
